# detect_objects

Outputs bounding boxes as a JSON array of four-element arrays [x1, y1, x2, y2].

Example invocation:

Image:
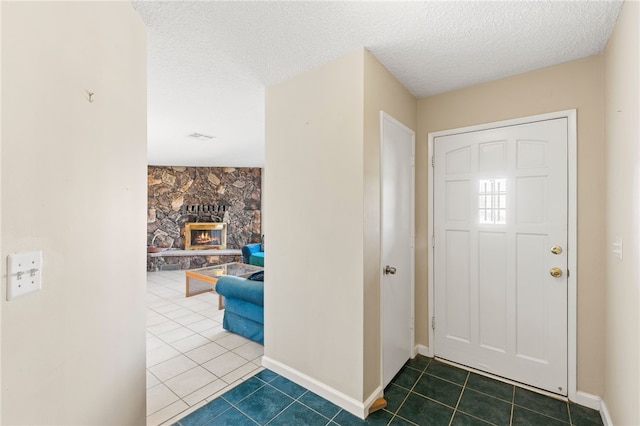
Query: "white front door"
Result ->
[[381, 112, 415, 388], [433, 118, 568, 395]]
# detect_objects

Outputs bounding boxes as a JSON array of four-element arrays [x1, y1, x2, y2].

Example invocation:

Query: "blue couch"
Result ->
[[242, 243, 264, 267], [216, 275, 264, 344]]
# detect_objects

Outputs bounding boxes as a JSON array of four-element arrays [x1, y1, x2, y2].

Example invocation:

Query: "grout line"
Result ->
[[291, 390, 341, 424], [567, 400, 573, 425], [146, 271, 260, 426], [512, 404, 573, 425], [386, 360, 431, 425], [448, 371, 470, 426], [263, 399, 297, 425], [509, 384, 515, 426]]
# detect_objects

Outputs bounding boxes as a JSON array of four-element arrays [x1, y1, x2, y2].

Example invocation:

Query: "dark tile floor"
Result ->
[[173, 355, 604, 426]]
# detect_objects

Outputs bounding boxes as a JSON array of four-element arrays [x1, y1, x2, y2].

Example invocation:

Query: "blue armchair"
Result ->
[[216, 275, 264, 344], [242, 243, 264, 267]]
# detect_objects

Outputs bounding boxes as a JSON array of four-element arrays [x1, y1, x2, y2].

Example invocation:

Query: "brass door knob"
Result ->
[[550, 267, 563, 278], [551, 245, 563, 255]]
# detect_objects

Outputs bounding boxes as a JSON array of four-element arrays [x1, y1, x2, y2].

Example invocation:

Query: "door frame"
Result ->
[[427, 110, 583, 404], [380, 111, 416, 386]]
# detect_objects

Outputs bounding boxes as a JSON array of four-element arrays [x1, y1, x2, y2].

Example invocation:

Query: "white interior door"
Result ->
[[381, 112, 415, 388], [433, 118, 568, 395]]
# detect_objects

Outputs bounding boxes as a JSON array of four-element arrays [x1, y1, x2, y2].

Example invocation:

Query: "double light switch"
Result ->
[[7, 251, 42, 301]]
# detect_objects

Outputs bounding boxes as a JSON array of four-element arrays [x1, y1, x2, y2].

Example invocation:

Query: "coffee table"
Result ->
[[185, 262, 264, 309]]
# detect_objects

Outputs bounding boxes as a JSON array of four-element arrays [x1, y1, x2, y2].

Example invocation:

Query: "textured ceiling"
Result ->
[[133, 0, 623, 168]]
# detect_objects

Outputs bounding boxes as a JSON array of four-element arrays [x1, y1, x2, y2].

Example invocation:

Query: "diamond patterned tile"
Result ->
[[147, 272, 595, 426], [569, 402, 603, 426], [425, 360, 469, 385], [177, 398, 231, 426], [202, 351, 248, 377], [220, 362, 261, 384], [268, 402, 329, 425], [383, 383, 410, 414], [466, 373, 514, 403], [147, 383, 180, 415], [390, 366, 422, 390], [397, 393, 453, 426], [235, 385, 293, 425], [405, 355, 431, 372], [412, 373, 463, 408], [457, 389, 512, 425], [171, 334, 212, 353], [514, 387, 569, 423], [149, 355, 198, 382], [184, 341, 227, 364], [298, 391, 342, 419], [147, 344, 180, 367], [221, 377, 265, 404], [512, 406, 568, 426], [164, 366, 217, 398], [216, 333, 251, 350], [333, 408, 394, 425], [183, 379, 229, 407]]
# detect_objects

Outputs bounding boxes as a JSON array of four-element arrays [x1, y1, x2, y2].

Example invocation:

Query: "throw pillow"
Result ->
[[248, 271, 264, 282]]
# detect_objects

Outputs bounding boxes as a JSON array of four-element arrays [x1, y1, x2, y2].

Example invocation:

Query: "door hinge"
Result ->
[[432, 235, 435, 248], [431, 317, 436, 330], [431, 156, 435, 167]]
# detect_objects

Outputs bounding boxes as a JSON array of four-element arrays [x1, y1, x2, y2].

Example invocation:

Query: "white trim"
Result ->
[[262, 356, 382, 419], [415, 344, 431, 357], [600, 398, 613, 426], [427, 109, 578, 399], [566, 110, 579, 404], [572, 390, 602, 411], [379, 111, 416, 388], [427, 132, 435, 366]]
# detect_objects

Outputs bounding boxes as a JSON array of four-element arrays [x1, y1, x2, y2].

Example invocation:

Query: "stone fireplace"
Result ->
[[184, 222, 227, 250], [147, 166, 261, 271]]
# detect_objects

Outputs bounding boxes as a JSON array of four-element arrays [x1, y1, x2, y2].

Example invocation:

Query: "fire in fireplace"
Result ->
[[184, 222, 227, 250]]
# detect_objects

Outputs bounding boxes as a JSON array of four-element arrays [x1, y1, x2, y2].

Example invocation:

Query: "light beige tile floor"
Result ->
[[146, 270, 264, 426]]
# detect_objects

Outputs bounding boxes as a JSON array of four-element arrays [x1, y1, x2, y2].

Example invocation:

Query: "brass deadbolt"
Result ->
[[550, 267, 563, 278]]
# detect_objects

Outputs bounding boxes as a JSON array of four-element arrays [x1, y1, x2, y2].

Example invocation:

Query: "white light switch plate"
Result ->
[[612, 237, 623, 260], [7, 251, 42, 301]]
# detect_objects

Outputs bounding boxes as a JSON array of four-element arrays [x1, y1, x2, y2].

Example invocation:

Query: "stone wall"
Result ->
[[147, 166, 262, 250], [147, 252, 243, 272]]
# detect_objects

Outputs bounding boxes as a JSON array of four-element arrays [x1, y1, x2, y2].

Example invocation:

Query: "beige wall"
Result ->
[[265, 50, 366, 401], [603, 1, 640, 424], [264, 49, 416, 411], [1, 2, 147, 424], [416, 56, 606, 396], [362, 51, 417, 397]]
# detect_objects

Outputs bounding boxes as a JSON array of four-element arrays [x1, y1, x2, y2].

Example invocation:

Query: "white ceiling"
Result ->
[[133, 0, 623, 168]]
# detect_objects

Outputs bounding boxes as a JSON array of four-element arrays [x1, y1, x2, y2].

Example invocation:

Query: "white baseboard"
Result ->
[[261, 356, 382, 419], [600, 398, 613, 426], [571, 390, 601, 411], [415, 344, 431, 357]]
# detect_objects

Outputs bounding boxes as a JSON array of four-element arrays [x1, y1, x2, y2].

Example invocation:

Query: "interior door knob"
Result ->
[[550, 245, 563, 255], [550, 267, 563, 278], [384, 265, 397, 275]]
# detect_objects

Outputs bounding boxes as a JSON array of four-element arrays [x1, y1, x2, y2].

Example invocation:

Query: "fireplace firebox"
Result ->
[[184, 222, 227, 250]]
